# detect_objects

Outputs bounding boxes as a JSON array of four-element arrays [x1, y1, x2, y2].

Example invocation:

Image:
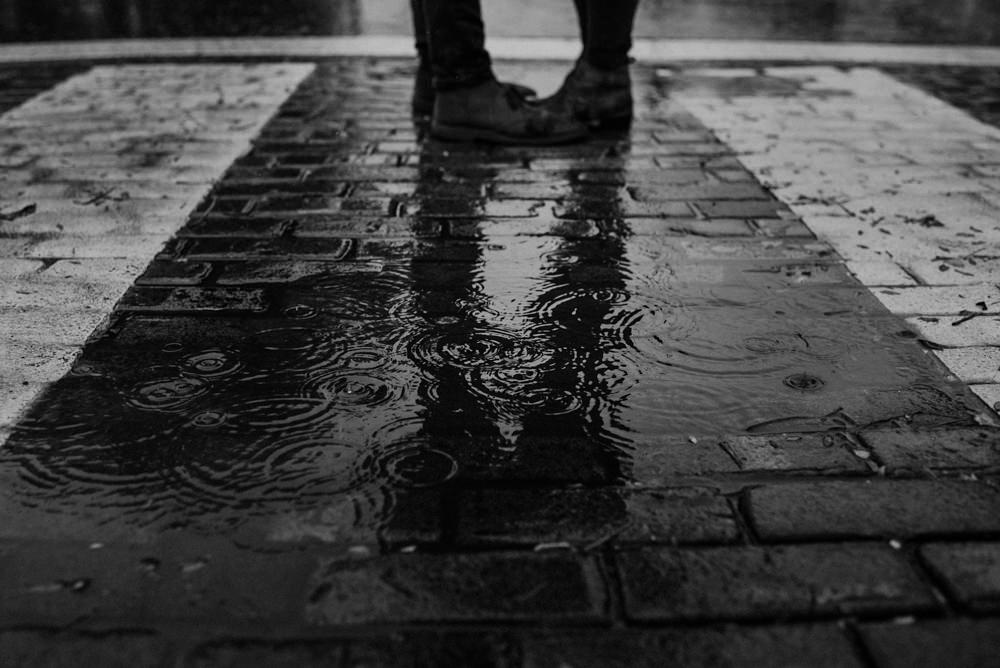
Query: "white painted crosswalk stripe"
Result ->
[[677, 66, 1000, 412], [0, 63, 314, 439]]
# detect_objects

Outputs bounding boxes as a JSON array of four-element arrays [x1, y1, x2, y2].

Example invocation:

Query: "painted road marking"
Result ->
[[2, 37, 1000, 67], [0, 63, 314, 439], [676, 66, 1000, 413]]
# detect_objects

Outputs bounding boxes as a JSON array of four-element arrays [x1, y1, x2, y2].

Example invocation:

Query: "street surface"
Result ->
[[1, 10, 1000, 668]]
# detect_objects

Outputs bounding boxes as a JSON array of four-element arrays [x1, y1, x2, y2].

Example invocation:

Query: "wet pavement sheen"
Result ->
[[0, 61, 987, 545]]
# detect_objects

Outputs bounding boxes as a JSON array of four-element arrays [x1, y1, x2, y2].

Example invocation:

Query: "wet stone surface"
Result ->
[[2, 58, 999, 655], [617, 543, 938, 622], [859, 619, 1000, 668]]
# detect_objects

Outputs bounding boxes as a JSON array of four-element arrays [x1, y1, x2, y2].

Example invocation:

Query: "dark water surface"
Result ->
[[3, 0, 1000, 44], [0, 61, 987, 547]]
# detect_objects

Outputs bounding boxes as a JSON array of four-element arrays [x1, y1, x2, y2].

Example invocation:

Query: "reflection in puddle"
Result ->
[[0, 64, 985, 544]]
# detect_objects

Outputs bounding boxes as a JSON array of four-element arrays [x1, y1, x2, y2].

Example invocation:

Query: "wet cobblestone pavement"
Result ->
[[2, 59, 1000, 666]]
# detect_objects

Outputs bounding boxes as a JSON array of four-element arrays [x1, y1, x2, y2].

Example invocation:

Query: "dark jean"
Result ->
[[410, 0, 493, 91], [573, 0, 640, 70]]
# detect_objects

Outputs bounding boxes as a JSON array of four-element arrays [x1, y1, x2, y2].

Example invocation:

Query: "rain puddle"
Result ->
[[0, 63, 986, 544]]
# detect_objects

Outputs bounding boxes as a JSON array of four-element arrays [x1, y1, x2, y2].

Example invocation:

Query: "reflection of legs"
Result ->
[[548, 0, 639, 128]]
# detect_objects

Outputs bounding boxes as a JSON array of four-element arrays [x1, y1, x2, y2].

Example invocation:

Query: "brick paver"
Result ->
[[921, 542, 1000, 612], [1, 58, 1000, 664], [617, 543, 938, 622], [747, 480, 1000, 540], [859, 619, 1000, 668]]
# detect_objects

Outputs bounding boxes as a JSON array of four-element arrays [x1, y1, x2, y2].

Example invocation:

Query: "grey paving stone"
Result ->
[[921, 542, 1000, 613], [456, 487, 739, 547], [342, 633, 520, 668], [172, 237, 354, 261], [630, 142, 731, 158], [693, 200, 788, 219], [627, 217, 755, 236], [414, 198, 545, 219], [0, 538, 319, 627], [117, 287, 269, 313], [0, 631, 172, 668], [186, 641, 345, 667], [861, 427, 1000, 474], [305, 552, 607, 624], [753, 218, 817, 237], [551, 200, 694, 219], [576, 168, 710, 186], [747, 480, 1000, 540], [136, 260, 213, 286], [859, 619, 1000, 668], [720, 433, 868, 474], [627, 440, 742, 481], [630, 183, 772, 201], [620, 200, 699, 218], [213, 259, 386, 286], [181, 216, 297, 238], [521, 626, 863, 668], [617, 544, 937, 622]]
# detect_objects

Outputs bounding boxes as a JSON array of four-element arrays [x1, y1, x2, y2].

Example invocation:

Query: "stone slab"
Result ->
[[455, 487, 739, 547], [305, 552, 607, 625], [859, 619, 1000, 668], [617, 544, 937, 622], [861, 428, 1000, 473], [921, 543, 1000, 613], [747, 480, 1000, 540], [719, 433, 868, 474], [521, 626, 863, 668]]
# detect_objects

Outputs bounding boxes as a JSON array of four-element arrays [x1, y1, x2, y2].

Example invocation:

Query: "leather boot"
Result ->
[[412, 68, 537, 119], [544, 60, 633, 129], [431, 78, 588, 145]]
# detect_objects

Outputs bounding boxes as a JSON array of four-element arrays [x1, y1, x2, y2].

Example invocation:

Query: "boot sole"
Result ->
[[431, 122, 588, 146]]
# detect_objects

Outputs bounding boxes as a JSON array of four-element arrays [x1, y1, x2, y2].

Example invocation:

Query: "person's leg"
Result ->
[[423, 0, 586, 144], [411, 0, 430, 66], [583, 0, 639, 70], [411, 0, 538, 119], [410, 0, 435, 116], [421, 0, 493, 92], [542, 0, 639, 128]]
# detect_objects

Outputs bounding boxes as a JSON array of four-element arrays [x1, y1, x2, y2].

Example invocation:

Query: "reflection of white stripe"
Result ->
[[3, 37, 1000, 66], [0, 64, 314, 440], [677, 66, 1000, 414]]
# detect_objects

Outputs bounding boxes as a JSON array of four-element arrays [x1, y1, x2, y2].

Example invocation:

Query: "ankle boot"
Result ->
[[431, 78, 588, 145], [544, 60, 633, 129], [412, 68, 537, 119]]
